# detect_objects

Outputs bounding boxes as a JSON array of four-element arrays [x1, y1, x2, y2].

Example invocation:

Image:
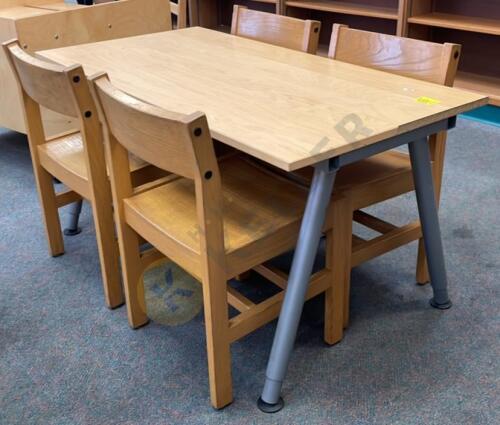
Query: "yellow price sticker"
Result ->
[[416, 96, 441, 105]]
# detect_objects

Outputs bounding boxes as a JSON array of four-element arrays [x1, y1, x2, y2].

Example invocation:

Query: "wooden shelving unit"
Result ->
[[406, 0, 500, 107], [197, 0, 499, 107]]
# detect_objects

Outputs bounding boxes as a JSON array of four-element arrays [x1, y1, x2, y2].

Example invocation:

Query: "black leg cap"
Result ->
[[64, 227, 82, 236], [430, 298, 452, 310], [257, 397, 284, 413]]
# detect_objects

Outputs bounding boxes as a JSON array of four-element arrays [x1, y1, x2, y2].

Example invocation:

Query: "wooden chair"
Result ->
[[231, 5, 321, 53], [261, 25, 460, 327], [3, 40, 165, 308], [91, 73, 341, 408]]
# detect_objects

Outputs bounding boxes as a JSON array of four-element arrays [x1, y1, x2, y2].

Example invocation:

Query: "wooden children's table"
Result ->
[[38, 27, 487, 411]]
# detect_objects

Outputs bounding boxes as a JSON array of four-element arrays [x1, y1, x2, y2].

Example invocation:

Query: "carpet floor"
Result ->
[[0, 117, 499, 425]]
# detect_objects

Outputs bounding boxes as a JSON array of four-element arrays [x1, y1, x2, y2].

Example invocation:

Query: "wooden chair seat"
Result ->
[[336, 151, 411, 193], [293, 150, 413, 207], [38, 131, 150, 198], [124, 156, 308, 258]]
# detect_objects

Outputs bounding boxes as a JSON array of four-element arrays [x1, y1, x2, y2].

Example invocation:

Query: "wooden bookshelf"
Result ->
[[408, 12, 500, 36], [405, 0, 500, 107], [285, 0, 398, 20]]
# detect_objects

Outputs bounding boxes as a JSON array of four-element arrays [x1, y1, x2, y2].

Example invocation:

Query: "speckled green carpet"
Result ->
[[0, 117, 499, 424]]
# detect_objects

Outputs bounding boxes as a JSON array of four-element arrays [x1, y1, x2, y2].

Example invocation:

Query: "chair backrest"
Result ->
[[92, 74, 214, 180], [14, 0, 172, 53], [4, 39, 106, 184], [170, 0, 187, 29], [230, 5, 321, 54], [92, 73, 224, 259], [4, 41, 79, 118], [328, 24, 460, 86]]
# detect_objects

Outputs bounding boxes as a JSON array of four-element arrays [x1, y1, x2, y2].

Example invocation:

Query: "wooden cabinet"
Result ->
[[0, 2, 84, 135], [0, 0, 172, 136], [197, 0, 499, 106]]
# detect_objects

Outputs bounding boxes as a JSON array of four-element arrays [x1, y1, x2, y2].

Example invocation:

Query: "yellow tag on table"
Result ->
[[416, 96, 441, 105]]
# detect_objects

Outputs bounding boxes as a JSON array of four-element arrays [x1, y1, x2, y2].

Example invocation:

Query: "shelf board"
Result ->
[[246, 0, 277, 3], [455, 71, 500, 107], [408, 12, 500, 36], [285, 0, 398, 20]]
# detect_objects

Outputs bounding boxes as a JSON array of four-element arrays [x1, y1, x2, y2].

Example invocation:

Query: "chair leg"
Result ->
[[326, 197, 352, 341], [35, 166, 64, 257], [90, 194, 124, 309], [118, 223, 149, 327], [416, 237, 430, 284], [201, 275, 233, 409], [324, 230, 342, 345]]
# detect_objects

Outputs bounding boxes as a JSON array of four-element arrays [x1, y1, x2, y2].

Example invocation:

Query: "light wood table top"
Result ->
[[38, 27, 487, 171]]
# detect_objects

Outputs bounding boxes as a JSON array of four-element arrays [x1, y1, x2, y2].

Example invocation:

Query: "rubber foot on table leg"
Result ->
[[64, 227, 82, 236], [430, 298, 452, 310], [257, 396, 284, 413]]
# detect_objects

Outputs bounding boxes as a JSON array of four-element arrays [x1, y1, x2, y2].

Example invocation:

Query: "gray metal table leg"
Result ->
[[64, 200, 83, 236], [258, 160, 337, 413], [408, 137, 452, 309]]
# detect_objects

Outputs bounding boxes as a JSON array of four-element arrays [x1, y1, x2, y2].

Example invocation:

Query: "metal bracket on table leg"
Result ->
[[63, 200, 83, 236], [258, 159, 338, 413], [408, 137, 452, 310]]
